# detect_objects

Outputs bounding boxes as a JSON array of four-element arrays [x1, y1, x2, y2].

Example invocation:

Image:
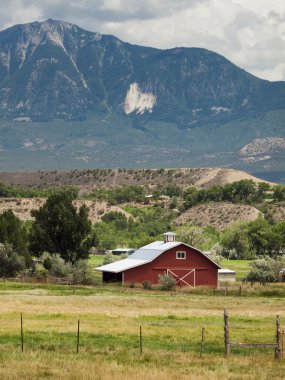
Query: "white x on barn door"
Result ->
[[166, 269, 196, 287]]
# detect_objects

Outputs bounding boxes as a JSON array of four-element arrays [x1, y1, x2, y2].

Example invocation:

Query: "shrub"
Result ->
[[40, 252, 71, 277], [0, 244, 26, 277], [39, 252, 93, 284], [142, 280, 152, 290], [69, 259, 91, 284], [158, 274, 176, 291], [35, 264, 49, 280], [43, 257, 52, 271], [245, 256, 285, 284]]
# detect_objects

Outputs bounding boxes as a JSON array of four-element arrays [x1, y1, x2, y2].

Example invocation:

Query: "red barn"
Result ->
[[96, 232, 220, 287]]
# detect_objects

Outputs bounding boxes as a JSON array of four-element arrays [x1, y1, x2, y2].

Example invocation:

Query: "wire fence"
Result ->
[[0, 311, 283, 359]]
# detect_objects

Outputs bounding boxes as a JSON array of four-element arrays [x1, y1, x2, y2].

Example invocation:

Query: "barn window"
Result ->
[[176, 251, 186, 259]]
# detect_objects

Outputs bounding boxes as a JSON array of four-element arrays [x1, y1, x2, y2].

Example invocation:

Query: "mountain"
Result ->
[[0, 19, 284, 180], [0, 19, 285, 124]]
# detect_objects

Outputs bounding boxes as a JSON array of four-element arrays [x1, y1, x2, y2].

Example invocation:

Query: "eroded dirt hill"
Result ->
[[0, 198, 130, 224], [0, 168, 269, 194], [174, 202, 261, 229]]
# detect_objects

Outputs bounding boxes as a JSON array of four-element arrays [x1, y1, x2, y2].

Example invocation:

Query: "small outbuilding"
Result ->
[[111, 248, 135, 255], [96, 232, 221, 287], [218, 268, 236, 283]]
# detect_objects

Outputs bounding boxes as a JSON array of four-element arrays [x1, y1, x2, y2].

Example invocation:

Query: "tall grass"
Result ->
[[0, 282, 285, 379]]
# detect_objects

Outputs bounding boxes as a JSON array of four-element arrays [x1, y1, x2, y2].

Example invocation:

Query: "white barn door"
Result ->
[[167, 269, 196, 287]]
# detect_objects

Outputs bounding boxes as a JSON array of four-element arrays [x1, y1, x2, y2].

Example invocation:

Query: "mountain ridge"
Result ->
[[0, 19, 284, 179], [0, 19, 284, 124]]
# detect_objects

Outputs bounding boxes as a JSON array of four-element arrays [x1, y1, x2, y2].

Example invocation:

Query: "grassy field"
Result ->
[[220, 259, 251, 281], [89, 254, 104, 267], [0, 281, 285, 379]]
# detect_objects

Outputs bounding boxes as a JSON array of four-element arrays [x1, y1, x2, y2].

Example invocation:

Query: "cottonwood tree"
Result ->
[[221, 222, 251, 259], [29, 190, 93, 263], [176, 224, 207, 248]]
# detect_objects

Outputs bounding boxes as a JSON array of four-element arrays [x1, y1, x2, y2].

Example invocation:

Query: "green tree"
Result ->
[[176, 224, 207, 249], [273, 222, 285, 253], [273, 185, 285, 201], [29, 191, 92, 262], [221, 223, 251, 259], [222, 180, 257, 203], [0, 210, 31, 265], [162, 184, 182, 198], [247, 219, 275, 257], [183, 187, 199, 208], [101, 211, 129, 229], [256, 182, 271, 202]]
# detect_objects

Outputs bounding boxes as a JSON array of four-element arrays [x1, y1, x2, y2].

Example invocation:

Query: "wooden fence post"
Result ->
[[200, 326, 205, 357], [224, 309, 230, 357], [140, 326, 142, 354], [20, 313, 24, 353], [282, 330, 285, 359], [76, 317, 80, 354], [275, 315, 281, 359]]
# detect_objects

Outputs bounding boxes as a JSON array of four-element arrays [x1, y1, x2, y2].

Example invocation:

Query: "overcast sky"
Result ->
[[0, 0, 284, 81]]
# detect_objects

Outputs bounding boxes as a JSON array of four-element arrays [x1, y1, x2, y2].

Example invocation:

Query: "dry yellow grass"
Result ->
[[1, 352, 285, 380], [0, 289, 284, 319], [0, 283, 285, 379]]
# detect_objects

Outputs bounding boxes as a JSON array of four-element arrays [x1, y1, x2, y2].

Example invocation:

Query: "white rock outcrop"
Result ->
[[124, 83, 156, 115]]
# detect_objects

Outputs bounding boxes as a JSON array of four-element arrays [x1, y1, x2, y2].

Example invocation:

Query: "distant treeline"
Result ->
[[1, 179, 285, 208], [86, 180, 285, 208], [182, 180, 285, 208], [0, 182, 77, 198]]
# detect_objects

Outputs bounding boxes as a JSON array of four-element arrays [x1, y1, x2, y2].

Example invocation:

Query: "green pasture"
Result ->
[[0, 281, 285, 379], [88, 255, 104, 267], [221, 259, 251, 281]]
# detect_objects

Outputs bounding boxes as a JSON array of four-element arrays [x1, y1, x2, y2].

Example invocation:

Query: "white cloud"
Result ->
[[0, 0, 284, 81]]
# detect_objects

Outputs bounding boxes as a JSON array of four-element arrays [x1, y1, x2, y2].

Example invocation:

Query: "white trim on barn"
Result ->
[[167, 268, 196, 287]]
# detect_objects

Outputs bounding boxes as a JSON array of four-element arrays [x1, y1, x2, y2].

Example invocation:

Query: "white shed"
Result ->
[[218, 268, 236, 283]]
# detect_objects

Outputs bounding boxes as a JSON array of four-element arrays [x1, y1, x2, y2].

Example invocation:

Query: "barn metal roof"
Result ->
[[96, 258, 148, 273], [96, 241, 180, 273], [218, 268, 236, 274], [96, 240, 221, 273]]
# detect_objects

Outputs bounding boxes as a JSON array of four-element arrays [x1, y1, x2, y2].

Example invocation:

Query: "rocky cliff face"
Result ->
[[0, 19, 284, 124]]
